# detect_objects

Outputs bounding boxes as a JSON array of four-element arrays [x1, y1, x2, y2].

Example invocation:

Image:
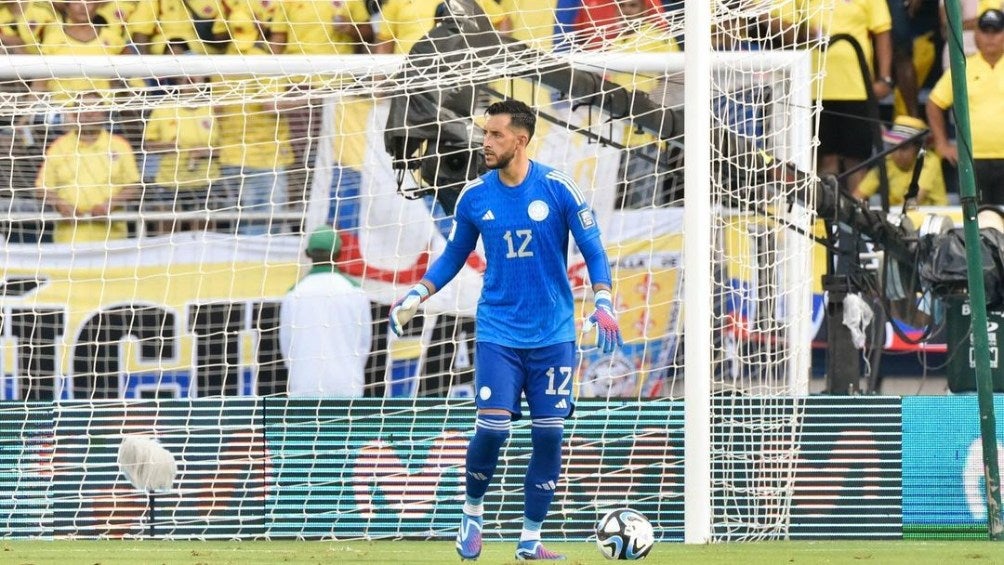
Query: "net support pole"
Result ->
[[683, 2, 713, 544], [945, 0, 1004, 539], [785, 51, 815, 397]]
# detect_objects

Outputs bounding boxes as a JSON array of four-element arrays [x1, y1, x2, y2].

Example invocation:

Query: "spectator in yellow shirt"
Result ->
[[927, 8, 1004, 205], [38, 0, 130, 100], [280, 0, 371, 54], [215, 81, 294, 234], [93, 0, 140, 27], [771, 0, 893, 192], [143, 76, 220, 232], [277, 0, 371, 231], [0, 0, 56, 54], [852, 115, 948, 206], [129, 0, 223, 54], [498, 0, 555, 52], [35, 92, 140, 244], [375, 0, 510, 55], [211, 0, 286, 54]]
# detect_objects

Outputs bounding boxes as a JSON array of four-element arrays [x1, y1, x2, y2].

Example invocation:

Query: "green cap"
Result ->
[[306, 226, 342, 257]]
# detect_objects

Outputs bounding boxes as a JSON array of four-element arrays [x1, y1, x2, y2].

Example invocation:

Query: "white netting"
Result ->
[[0, 0, 828, 543]]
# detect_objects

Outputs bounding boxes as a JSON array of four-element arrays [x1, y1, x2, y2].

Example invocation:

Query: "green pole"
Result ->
[[945, 0, 1004, 539]]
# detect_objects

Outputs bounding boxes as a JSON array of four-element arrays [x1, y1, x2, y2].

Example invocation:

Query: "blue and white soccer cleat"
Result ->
[[514, 540, 565, 561], [455, 513, 483, 560]]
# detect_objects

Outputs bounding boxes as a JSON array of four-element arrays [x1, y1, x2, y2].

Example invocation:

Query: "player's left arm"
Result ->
[[562, 182, 623, 354]]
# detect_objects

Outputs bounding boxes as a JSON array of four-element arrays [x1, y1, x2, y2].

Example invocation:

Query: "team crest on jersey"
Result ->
[[578, 209, 595, 229], [528, 200, 549, 221]]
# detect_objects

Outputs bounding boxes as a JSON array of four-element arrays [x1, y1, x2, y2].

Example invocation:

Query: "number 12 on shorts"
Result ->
[[546, 366, 572, 395]]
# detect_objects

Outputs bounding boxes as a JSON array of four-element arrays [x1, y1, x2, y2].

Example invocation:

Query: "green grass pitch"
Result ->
[[4, 540, 1004, 565]]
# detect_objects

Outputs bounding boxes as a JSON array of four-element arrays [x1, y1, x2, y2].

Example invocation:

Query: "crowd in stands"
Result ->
[[0, 0, 996, 244]]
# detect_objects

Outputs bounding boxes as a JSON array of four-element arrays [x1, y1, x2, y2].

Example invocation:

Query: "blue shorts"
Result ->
[[475, 341, 576, 420]]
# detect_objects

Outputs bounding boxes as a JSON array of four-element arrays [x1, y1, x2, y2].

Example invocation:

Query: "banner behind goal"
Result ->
[[0, 0, 826, 542]]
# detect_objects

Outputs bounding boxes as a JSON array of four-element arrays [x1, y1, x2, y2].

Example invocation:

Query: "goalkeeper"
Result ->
[[389, 99, 623, 561]]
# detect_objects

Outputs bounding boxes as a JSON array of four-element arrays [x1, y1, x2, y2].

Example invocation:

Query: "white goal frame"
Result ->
[[0, 41, 816, 543]]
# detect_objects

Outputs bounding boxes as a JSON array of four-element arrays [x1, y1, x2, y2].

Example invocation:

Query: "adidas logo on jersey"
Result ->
[[482, 210, 495, 221], [554, 399, 567, 409]]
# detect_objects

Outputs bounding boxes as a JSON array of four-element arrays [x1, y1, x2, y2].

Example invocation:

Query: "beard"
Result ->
[[484, 148, 514, 170]]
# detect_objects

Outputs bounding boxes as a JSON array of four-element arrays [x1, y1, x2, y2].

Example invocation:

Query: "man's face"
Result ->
[[976, 24, 1004, 59], [619, 0, 646, 18], [890, 145, 919, 171], [73, 97, 107, 130], [482, 113, 525, 170], [64, 0, 95, 23]]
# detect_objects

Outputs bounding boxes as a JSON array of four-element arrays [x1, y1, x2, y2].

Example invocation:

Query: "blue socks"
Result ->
[[523, 418, 564, 524], [464, 414, 511, 504], [464, 413, 565, 541]]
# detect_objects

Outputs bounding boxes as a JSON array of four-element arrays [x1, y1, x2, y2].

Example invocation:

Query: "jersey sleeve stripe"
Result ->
[[546, 170, 585, 205], [453, 177, 485, 213]]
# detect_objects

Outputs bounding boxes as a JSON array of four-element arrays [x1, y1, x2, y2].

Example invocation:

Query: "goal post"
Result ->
[[0, 0, 824, 542], [684, 1, 714, 543]]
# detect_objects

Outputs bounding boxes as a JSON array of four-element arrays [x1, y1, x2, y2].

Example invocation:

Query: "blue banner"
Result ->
[[902, 396, 1004, 530]]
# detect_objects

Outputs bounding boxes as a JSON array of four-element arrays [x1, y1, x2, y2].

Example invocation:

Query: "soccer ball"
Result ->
[[595, 508, 655, 560]]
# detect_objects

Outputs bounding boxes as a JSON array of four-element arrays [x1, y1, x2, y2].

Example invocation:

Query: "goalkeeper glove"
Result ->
[[583, 289, 623, 355], [389, 283, 430, 337]]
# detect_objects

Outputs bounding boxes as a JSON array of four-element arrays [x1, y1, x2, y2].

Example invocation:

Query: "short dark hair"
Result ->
[[486, 99, 536, 140], [307, 248, 337, 264]]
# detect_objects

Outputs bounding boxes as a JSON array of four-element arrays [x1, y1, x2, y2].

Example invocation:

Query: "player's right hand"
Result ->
[[389, 283, 430, 336]]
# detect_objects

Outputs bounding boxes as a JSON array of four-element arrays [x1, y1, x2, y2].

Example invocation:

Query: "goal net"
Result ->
[[0, 0, 826, 543]]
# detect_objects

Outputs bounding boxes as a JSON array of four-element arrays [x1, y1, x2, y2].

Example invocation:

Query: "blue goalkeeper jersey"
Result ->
[[425, 160, 610, 348]]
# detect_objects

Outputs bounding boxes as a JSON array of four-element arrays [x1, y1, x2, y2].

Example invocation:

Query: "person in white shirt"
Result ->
[[279, 226, 372, 397]]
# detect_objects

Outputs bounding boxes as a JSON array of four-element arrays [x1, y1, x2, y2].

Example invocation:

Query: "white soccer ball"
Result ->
[[595, 508, 655, 560]]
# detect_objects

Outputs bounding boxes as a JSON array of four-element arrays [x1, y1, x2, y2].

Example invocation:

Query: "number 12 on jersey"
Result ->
[[504, 229, 534, 258], [546, 366, 572, 395]]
